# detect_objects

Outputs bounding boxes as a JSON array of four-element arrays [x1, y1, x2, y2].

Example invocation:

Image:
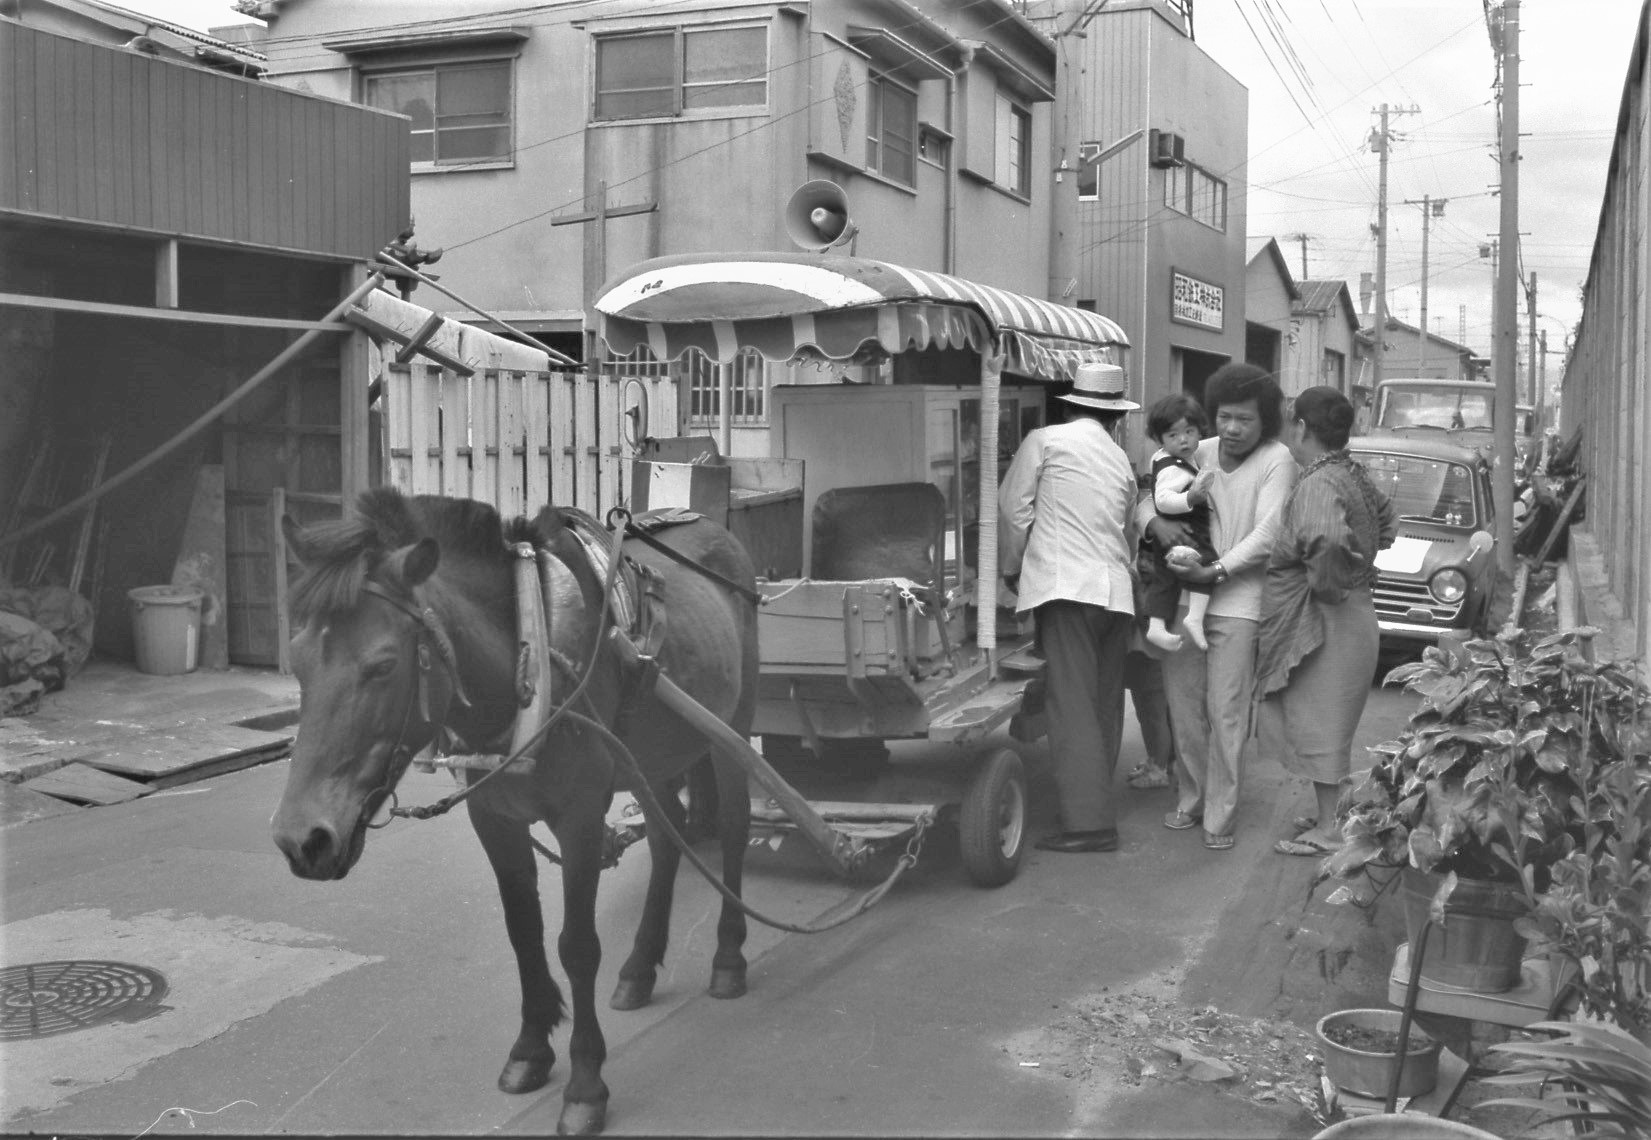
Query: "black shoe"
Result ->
[[1034, 829, 1119, 853]]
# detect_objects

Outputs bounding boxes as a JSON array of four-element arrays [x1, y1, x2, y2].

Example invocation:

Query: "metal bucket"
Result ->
[[1315, 1008, 1441, 1100], [1401, 867, 1528, 993]]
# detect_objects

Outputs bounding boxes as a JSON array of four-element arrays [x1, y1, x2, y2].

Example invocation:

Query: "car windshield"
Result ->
[[1352, 451, 1480, 527], [1379, 389, 1494, 430]]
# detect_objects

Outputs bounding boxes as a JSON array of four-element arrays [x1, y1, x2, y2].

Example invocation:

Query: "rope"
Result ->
[[561, 706, 924, 934]]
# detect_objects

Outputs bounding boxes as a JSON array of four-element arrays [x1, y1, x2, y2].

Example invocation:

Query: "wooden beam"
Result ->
[[155, 239, 179, 309], [0, 291, 351, 331], [549, 201, 657, 226], [343, 306, 475, 377], [393, 312, 447, 365], [272, 486, 291, 676]]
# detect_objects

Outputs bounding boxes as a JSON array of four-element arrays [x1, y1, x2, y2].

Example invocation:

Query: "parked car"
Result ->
[[1367, 377, 1536, 468], [1348, 434, 1498, 646]]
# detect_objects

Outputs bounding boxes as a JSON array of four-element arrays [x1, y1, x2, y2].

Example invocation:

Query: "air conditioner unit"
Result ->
[[1149, 129, 1185, 168]]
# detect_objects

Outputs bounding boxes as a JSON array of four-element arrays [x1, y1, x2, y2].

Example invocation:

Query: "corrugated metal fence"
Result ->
[[1559, 0, 1650, 665], [383, 363, 679, 520]]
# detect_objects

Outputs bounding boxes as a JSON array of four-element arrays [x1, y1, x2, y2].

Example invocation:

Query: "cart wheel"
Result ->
[[959, 747, 1027, 887]]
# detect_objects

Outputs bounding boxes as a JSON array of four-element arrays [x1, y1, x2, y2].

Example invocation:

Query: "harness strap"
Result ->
[[621, 521, 762, 606], [360, 580, 472, 709]]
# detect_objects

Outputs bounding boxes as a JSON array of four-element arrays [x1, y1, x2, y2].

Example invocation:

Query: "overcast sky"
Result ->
[[124, 0, 1640, 383]]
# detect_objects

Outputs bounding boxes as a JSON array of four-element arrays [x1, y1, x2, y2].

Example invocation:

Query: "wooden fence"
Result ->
[[383, 363, 679, 520]]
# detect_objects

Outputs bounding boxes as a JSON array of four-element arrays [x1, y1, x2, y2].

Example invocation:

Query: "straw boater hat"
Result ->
[[1059, 362, 1139, 411]]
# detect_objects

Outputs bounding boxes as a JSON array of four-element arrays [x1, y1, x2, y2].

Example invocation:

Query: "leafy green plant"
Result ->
[[1319, 627, 1650, 888], [1479, 1020, 1651, 1137]]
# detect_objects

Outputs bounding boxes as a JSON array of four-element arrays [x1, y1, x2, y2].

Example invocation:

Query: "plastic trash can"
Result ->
[[128, 586, 203, 675]]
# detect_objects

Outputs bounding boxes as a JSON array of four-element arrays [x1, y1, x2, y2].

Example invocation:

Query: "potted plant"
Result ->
[[1479, 1019, 1651, 1138], [1318, 627, 1651, 994]]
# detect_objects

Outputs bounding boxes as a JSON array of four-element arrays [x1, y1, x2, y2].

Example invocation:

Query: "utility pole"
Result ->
[[1492, 0, 1520, 572], [1525, 272, 1538, 406], [1284, 232, 1312, 279], [1460, 303, 1468, 347], [1538, 328, 1548, 426], [1370, 103, 1419, 391], [1404, 195, 1447, 375]]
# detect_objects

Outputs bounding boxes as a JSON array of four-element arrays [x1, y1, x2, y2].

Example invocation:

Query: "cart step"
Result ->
[[997, 647, 1045, 674], [750, 798, 937, 825]]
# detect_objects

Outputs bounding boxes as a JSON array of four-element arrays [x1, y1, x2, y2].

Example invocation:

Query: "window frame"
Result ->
[[994, 94, 1032, 198], [1164, 160, 1228, 232], [865, 71, 918, 187], [591, 21, 770, 124], [362, 53, 517, 171]]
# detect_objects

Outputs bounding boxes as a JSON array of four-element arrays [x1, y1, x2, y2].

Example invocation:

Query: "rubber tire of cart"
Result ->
[[959, 747, 1028, 887]]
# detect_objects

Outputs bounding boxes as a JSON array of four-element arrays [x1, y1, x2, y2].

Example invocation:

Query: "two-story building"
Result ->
[[237, 0, 1062, 455], [1027, 0, 1248, 457], [1354, 316, 1482, 385]]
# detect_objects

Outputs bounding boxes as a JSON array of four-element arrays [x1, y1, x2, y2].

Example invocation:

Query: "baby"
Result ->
[[1143, 393, 1220, 653]]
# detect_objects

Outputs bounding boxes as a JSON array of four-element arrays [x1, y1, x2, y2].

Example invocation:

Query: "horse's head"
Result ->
[[271, 509, 470, 880]]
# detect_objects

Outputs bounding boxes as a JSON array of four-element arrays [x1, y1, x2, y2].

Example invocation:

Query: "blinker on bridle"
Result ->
[[352, 580, 473, 827]]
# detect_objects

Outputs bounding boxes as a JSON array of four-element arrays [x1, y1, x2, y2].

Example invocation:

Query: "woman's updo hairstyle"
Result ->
[[1294, 385, 1356, 450]]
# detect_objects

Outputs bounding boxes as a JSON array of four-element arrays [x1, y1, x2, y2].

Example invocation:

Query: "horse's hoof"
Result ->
[[557, 1098, 607, 1136], [498, 1053, 554, 1095], [707, 967, 746, 1000], [609, 977, 654, 1011]]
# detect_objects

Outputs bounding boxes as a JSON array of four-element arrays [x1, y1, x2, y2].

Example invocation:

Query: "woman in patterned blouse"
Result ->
[[1257, 386, 1396, 857]]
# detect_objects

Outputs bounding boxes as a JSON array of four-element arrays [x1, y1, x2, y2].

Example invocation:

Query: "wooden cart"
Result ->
[[594, 252, 1130, 886]]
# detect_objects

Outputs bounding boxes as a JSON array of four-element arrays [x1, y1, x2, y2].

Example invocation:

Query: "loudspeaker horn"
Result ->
[[784, 180, 857, 252]]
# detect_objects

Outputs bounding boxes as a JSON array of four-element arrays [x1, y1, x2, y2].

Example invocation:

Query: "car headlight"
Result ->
[[1430, 568, 1468, 604]]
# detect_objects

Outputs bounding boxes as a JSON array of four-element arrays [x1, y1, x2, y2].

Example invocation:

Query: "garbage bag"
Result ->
[[0, 610, 65, 715], [0, 584, 93, 676]]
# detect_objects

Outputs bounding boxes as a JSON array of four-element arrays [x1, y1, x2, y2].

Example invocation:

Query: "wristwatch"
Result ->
[[1211, 561, 1229, 585]]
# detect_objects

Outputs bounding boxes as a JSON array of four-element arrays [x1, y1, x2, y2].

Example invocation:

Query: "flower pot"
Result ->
[[1314, 1008, 1441, 1100], [1400, 867, 1528, 993], [1313, 1116, 1503, 1139]]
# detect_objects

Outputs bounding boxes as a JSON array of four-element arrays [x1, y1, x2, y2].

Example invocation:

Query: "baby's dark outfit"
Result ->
[[1144, 449, 1219, 624]]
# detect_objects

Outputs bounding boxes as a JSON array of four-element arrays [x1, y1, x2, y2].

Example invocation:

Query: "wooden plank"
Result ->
[[473, 369, 499, 509], [78, 723, 293, 782], [272, 486, 291, 675], [574, 371, 598, 514], [339, 277, 372, 505], [406, 363, 434, 494], [170, 462, 229, 670], [439, 368, 466, 499], [542, 370, 566, 509], [387, 363, 413, 492], [500, 370, 526, 517], [598, 371, 622, 516], [25, 762, 153, 806]]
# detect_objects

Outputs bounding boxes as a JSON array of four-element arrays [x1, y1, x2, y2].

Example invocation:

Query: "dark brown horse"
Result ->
[[270, 489, 758, 1135]]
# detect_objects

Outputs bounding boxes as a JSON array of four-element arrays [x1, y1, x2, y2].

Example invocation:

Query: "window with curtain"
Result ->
[[593, 25, 767, 120], [365, 60, 513, 166], [865, 74, 916, 186]]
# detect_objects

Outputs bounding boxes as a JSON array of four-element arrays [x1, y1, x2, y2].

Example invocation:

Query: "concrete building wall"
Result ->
[[1560, 0, 1650, 667]]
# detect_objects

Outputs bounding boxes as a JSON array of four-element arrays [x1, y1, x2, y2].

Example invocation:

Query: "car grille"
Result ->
[[1373, 576, 1464, 626]]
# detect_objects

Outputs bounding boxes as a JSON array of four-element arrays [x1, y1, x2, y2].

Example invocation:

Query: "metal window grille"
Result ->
[[684, 350, 768, 427]]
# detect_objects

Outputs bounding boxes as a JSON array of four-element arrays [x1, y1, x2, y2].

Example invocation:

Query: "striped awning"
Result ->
[[590, 252, 1129, 383]]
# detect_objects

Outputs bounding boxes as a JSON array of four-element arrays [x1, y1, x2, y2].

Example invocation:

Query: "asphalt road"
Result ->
[[1, 673, 1417, 1138]]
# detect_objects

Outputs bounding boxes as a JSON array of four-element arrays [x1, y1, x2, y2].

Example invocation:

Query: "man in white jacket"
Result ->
[[1000, 362, 1140, 853]]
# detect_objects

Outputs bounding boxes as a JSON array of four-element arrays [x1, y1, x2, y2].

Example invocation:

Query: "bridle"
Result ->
[[356, 579, 472, 827]]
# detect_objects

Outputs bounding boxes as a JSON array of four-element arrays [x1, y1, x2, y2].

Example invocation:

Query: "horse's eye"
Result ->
[[361, 658, 398, 682]]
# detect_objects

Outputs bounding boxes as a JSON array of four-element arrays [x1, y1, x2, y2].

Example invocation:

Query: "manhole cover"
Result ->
[[1, 960, 170, 1040]]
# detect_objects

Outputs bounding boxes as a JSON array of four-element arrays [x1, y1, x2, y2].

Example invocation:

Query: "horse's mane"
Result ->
[[288, 488, 539, 623]]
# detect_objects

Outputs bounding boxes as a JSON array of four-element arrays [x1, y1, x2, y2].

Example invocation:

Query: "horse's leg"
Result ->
[[609, 782, 686, 1011], [708, 751, 750, 999], [468, 801, 562, 1094], [553, 801, 611, 1136]]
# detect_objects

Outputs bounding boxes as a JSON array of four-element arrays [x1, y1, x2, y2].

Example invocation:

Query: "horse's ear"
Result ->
[[280, 514, 315, 565], [391, 537, 441, 589]]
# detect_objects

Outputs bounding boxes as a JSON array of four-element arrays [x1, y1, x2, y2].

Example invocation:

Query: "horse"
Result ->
[[270, 488, 759, 1136]]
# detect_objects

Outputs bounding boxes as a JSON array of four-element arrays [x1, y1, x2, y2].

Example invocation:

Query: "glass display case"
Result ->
[[771, 383, 1046, 579]]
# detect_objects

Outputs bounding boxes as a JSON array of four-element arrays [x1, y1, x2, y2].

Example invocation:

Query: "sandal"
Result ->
[[1163, 810, 1202, 831], [1273, 835, 1341, 857], [1128, 766, 1172, 790], [1291, 816, 1318, 835], [1203, 831, 1235, 851]]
